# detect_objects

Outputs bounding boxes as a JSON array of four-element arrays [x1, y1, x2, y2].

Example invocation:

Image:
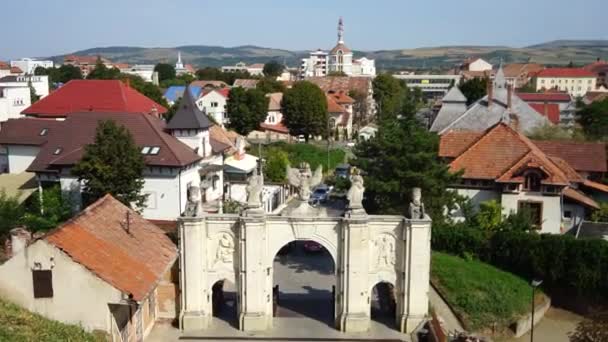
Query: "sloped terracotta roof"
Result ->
[[516, 92, 571, 102], [209, 125, 240, 154], [260, 122, 290, 134], [22, 80, 167, 117], [529, 103, 560, 124], [267, 92, 283, 111], [583, 180, 608, 193], [308, 76, 370, 97], [502, 63, 545, 78], [327, 94, 346, 113], [329, 91, 355, 104], [0, 61, 9, 70], [44, 195, 177, 301], [533, 140, 607, 173], [233, 79, 259, 89], [330, 43, 352, 54], [563, 187, 599, 209], [64, 55, 110, 64], [438, 130, 484, 158], [535, 68, 595, 78], [10, 66, 23, 74], [27, 112, 201, 172], [0, 118, 64, 146], [495, 150, 569, 185]]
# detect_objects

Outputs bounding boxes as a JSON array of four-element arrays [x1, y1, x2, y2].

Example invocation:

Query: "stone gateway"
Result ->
[[178, 187, 432, 334]]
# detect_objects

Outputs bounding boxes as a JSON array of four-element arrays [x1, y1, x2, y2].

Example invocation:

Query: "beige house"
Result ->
[[534, 68, 596, 97], [0, 195, 178, 341]]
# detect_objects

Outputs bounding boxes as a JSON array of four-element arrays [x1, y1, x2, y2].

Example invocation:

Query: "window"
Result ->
[[523, 171, 541, 192], [149, 147, 160, 155], [141, 146, 151, 154], [211, 102, 219, 108], [39, 128, 48, 136], [518, 201, 543, 228], [564, 210, 572, 219], [212, 175, 220, 190], [53, 147, 62, 155], [32, 270, 53, 298]]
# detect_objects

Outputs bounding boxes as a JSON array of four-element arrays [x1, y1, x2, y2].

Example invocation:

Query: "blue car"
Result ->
[[309, 185, 330, 206]]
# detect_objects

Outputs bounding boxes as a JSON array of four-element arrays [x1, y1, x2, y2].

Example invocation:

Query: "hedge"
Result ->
[[432, 224, 608, 300]]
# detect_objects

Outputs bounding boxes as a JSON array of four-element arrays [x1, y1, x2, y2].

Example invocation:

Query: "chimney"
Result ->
[[487, 78, 493, 107], [507, 84, 513, 110], [150, 106, 159, 118], [9, 227, 32, 257], [509, 112, 520, 132]]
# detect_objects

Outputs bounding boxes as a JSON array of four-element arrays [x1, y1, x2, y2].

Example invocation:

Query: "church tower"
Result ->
[[176, 51, 184, 70], [328, 17, 353, 75]]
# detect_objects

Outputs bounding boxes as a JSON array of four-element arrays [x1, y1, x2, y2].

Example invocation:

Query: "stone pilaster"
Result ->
[[179, 218, 211, 331], [238, 210, 270, 331], [338, 213, 371, 333], [399, 217, 432, 333]]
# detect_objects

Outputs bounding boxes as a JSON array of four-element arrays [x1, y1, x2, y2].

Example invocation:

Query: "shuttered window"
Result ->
[[32, 270, 53, 298]]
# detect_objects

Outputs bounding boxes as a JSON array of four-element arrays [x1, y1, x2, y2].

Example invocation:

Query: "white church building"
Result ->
[[300, 18, 376, 79]]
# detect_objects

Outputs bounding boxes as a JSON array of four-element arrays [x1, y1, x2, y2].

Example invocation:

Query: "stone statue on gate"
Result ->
[[408, 187, 426, 220], [182, 185, 203, 217], [347, 168, 365, 210], [286, 162, 323, 202], [246, 168, 263, 208]]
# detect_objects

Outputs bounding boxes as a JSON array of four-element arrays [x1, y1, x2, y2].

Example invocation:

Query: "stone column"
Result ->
[[399, 217, 432, 333], [338, 212, 371, 332], [179, 217, 211, 330], [238, 209, 270, 331]]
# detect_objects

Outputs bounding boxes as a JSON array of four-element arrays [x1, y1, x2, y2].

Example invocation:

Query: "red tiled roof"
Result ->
[[308, 76, 371, 97], [583, 180, 608, 193], [64, 55, 109, 65], [529, 103, 560, 124], [533, 140, 607, 173], [516, 92, 571, 102], [22, 80, 167, 117], [563, 187, 599, 209], [27, 112, 201, 172], [260, 122, 290, 134], [209, 125, 240, 154], [329, 91, 355, 104], [447, 123, 571, 183], [10, 66, 22, 74], [535, 68, 595, 78], [0, 61, 9, 70], [44, 195, 177, 301], [438, 130, 484, 158], [0, 118, 64, 146], [326, 94, 346, 113]]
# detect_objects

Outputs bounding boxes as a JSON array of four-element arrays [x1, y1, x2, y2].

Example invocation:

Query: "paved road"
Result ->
[[505, 308, 582, 342]]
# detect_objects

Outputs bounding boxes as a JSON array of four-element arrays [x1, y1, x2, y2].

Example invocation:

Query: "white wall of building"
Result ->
[[172, 129, 212, 159], [120, 65, 155, 83], [535, 76, 596, 97], [6, 145, 39, 173], [0, 240, 123, 332], [0, 75, 50, 98], [141, 165, 200, 220], [468, 59, 492, 72], [0, 87, 30, 122], [562, 202, 585, 231], [196, 92, 227, 126], [10, 58, 54, 74], [501, 192, 562, 234]]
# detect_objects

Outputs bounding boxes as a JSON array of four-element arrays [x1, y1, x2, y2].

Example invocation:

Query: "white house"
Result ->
[[0, 195, 177, 341], [440, 122, 607, 234], [10, 58, 53, 74], [463, 58, 493, 72], [0, 75, 50, 98], [534, 68, 596, 97], [119, 64, 157, 84], [0, 86, 30, 122], [195, 88, 230, 127], [221, 62, 264, 76]]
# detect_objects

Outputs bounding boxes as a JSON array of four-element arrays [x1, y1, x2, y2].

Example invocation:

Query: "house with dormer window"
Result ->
[[440, 122, 608, 234]]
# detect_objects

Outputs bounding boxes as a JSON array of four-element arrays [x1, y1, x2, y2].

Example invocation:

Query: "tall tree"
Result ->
[[226, 87, 269, 135], [351, 113, 461, 220], [459, 77, 488, 105], [154, 63, 176, 82], [281, 81, 328, 141], [87, 58, 120, 80], [28, 80, 40, 104], [0, 190, 23, 237], [196, 67, 252, 85], [263, 61, 284, 78], [372, 73, 405, 118], [256, 77, 286, 94], [578, 98, 608, 141], [348, 89, 369, 130], [72, 120, 147, 209]]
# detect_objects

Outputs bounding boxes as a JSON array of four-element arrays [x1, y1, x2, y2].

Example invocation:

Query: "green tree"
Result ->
[[459, 77, 488, 105], [154, 63, 176, 82], [264, 149, 289, 182], [28, 81, 40, 104], [372, 73, 405, 118], [591, 202, 608, 222], [256, 77, 286, 94], [578, 98, 608, 141], [196, 67, 252, 85], [351, 113, 461, 220], [475, 200, 503, 231], [120, 74, 169, 109], [86, 58, 120, 80], [328, 71, 347, 77], [0, 190, 23, 237], [165, 97, 181, 122], [527, 123, 588, 141], [282, 81, 328, 141], [72, 120, 147, 209], [22, 186, 72, 231], [349, 89, 369, 129], [226, 87, 269, 135], [263, 61, 284, 78]]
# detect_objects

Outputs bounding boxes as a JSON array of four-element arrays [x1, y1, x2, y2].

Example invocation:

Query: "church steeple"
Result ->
[[337, 17, 344, 44], [176, 51, 184, 70]]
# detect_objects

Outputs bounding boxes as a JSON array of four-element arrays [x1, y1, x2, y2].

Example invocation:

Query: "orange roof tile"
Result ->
[[44, 195, 177, 301], [563, 187, 599, 209], [327, 94, 346, 113], [533, 140, 607, 173], [583, 180, 608, 193], [438, 130, 484, 158]]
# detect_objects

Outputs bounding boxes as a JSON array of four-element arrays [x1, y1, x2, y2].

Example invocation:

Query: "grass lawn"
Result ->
[[431, 252, 544, 333], [249, 141, 346, 173], [0, 297, 104, 342]]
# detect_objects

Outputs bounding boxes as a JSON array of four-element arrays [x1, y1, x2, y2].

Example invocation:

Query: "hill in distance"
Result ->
[[48, 40, 608, 71]]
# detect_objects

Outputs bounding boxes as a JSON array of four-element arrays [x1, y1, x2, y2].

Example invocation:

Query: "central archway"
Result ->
[[271, 240, 337, 327]]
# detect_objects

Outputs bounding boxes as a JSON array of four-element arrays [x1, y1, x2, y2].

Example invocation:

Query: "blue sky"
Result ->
[[1, 0, 606, 59]]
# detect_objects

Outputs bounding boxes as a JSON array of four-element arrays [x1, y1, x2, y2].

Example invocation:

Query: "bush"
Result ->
[[264, 148, 289, 183], [432, 224, 608, 300], [0, 190, 23, 237], [250, 142, 346, 174]]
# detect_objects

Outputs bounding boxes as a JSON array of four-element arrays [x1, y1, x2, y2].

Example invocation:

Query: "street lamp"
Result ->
[[530, 279, 543, 342]]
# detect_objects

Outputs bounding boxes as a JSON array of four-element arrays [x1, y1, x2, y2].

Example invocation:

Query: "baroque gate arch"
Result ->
[[178, 207, 431, 334]]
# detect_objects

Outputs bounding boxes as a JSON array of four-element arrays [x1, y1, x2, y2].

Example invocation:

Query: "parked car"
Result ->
[[303, 241, 323, 253], [335, 164, 351, 179], [309, 184, 330, 206], [296, 135, 306, 143]]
